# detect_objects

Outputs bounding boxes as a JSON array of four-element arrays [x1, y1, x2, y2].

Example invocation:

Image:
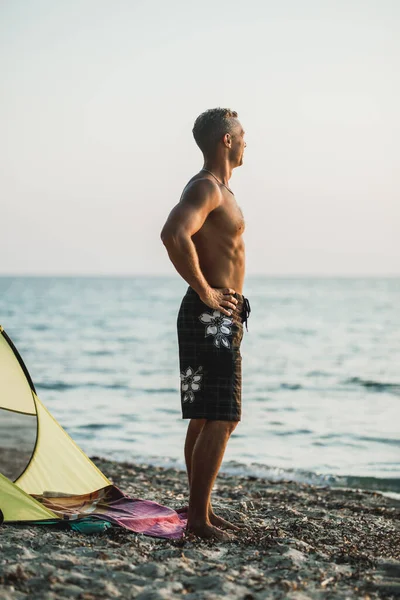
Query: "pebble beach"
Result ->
[[1, 457, 399, 600]]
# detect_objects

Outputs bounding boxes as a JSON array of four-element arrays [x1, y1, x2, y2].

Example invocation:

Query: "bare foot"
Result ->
[[176, 506, 242, 532], [209, 511, 242, 531], [187, 521, 234, 541]]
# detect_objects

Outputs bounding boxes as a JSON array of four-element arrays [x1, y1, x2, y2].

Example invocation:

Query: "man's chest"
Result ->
[[209, 197, 245, 236]]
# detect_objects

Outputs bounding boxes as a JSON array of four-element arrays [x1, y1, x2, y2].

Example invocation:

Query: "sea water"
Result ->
[[1, 276, 399, 497]]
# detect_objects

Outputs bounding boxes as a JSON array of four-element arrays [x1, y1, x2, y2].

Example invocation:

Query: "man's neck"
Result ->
[[202, 159, 232, 186]]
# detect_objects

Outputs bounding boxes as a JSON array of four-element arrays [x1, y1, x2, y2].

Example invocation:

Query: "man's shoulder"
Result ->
[[184, 175, 220, 193], [181, 176, 222, 205]]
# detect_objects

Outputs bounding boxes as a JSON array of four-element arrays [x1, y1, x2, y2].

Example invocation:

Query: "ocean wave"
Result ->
[[280, 383, 302, 390], [139, 388, 177, 394], [306, 370, 332, 377], [76, 423, 120, 430], [343, 377, 400, 395], [36, 381, 130, 391], [357, 435, 400, 447], [274, 428, 313, 436], [36, 381, 76, 391], [36, 382, 177, 393], [31, 324, 50, 331]]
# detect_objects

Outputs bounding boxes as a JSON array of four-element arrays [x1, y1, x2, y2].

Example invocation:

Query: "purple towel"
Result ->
[[34, 485, 188, 539]]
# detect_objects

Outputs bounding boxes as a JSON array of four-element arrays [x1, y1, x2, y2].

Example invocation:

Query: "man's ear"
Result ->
[[223, 133, 232, 147]]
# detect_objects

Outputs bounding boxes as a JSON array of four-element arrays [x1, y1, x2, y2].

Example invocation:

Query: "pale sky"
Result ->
[[1, 0, 399, 276]]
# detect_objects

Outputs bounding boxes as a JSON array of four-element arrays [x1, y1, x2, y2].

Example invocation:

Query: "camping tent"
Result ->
[[0, 325, 186, 538], [0, 324, 112, 522]]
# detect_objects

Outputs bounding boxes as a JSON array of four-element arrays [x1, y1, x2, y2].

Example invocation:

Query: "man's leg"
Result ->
[[187, 419, 238, 539], [184, 418, 241, 531], [184, 418, 206, 486]]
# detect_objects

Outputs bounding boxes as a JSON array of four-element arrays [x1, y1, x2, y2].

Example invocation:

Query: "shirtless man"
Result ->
[[160, 108, 250, 540]]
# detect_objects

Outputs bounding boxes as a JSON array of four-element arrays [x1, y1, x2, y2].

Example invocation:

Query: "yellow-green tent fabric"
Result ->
[[0, 471, 56, 522], [0, 325, 111, 522]]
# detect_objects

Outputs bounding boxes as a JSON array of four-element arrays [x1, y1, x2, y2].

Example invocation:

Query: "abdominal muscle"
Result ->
[[193, 231, 245, 295]]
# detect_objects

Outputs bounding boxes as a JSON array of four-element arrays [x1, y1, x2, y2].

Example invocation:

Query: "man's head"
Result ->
[[192, 107, 246, 167]]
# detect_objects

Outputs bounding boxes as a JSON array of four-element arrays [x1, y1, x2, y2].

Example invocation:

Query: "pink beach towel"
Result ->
[[34, 485, 188, 539]]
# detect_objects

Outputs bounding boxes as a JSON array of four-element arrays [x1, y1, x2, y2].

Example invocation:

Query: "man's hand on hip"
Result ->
[[199, 287, 238, 316]]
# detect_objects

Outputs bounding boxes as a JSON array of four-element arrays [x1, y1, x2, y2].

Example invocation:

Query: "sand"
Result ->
[[0, 457, 399, 600]]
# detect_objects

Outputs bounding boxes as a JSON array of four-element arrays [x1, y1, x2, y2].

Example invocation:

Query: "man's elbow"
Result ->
[[160, 228, 188, 246], [160, 228, 172, 245]]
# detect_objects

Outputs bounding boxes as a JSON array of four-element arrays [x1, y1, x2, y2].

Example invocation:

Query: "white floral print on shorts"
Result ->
[[199, 310, 233, 349], [180, 366, 203, 403]]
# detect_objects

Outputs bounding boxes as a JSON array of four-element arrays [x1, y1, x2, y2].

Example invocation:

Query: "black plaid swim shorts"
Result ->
[[177, 286, 251, 422]]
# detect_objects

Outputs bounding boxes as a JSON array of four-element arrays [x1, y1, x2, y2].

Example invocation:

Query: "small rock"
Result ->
[[183, 574, 225, 592], [285, 592, 313, 600], [134, 562, 167, 579], [65, 572, 91, 585], [135, 590, 171, 600], [376, 558, 400, 579], [51, 583, 83, 597], [282, 548, 307, 567], [102, 581, 122, 597], [19, 547, 37, 560], [367, 580, 400, 596]]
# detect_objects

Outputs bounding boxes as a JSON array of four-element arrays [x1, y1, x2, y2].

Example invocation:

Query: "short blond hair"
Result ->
[[192, 108, 238, 154]]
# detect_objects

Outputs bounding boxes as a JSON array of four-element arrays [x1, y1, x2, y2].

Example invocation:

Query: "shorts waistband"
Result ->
[[187, 286, 251, 332]]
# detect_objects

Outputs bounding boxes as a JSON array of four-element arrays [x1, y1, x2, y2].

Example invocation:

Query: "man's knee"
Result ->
[[207, 419, 239, 435], [189, 418, 206, 432]]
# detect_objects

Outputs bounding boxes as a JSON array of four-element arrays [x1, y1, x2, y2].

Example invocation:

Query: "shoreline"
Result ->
[[1, 456, 399, 599], [96, 452, 400, 501]]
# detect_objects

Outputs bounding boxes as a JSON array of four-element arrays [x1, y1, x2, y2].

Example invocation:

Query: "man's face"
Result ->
[[230, 120, 246, 167]]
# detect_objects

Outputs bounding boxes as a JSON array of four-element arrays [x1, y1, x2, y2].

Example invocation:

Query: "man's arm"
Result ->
[[160, 178, 238, 316], [160, 178, 220, 297]]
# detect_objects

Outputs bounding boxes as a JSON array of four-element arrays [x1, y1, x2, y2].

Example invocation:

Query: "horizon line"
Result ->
[[0, 273, 399, 279]]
